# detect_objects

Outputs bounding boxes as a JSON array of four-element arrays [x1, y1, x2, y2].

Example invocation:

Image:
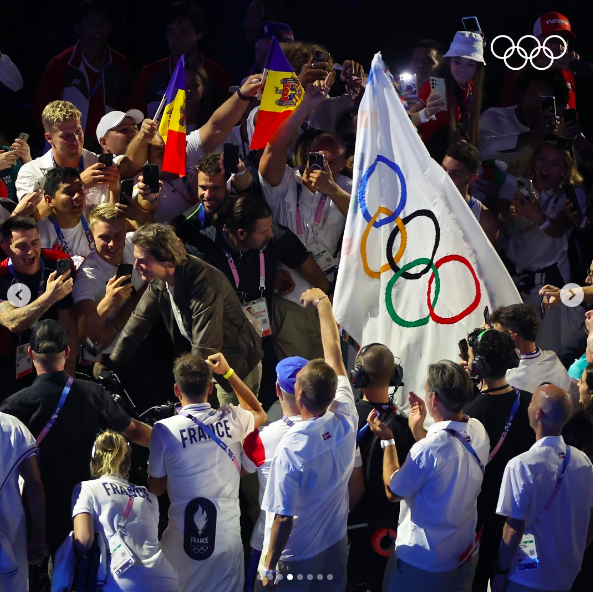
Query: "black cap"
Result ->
[[30, 320, 68, 354]]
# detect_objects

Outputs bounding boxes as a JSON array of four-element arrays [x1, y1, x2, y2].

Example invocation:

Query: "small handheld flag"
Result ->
[[157, 54, 187, 176], [250, 37, 303, 150]]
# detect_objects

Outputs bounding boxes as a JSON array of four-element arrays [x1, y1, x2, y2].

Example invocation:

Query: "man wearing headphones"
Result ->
[[348, 343, 415, 592], [464, 328, 535, 592]]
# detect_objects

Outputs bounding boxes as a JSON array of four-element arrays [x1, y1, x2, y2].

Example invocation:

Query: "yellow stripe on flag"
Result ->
[[260, 71, 304, 114], [159, 90, 187, 141]]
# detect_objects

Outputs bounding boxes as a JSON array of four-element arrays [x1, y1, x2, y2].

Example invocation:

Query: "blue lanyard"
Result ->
[[180, 411, 241, 472], [447, 429, 485, 475], [88, 70, 104, 99], [488, 388, 521, 461], [282, 415, 295, 428], [35, 376, 73, 446], [50, 215, 95, 255], [186, 203, 207, 229], [543, 446, 571, 511], [8, 257, 46, 296], [51, 153, 85, 173]]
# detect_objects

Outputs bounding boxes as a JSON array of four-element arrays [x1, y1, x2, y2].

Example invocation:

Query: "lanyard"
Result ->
[[88, 70, 105, 99], [50, 215, 95, 255], [282, 415, 295, 428], [51, 153, 85, 173], [185, 203, 207, 229], [36, 376, 73, 446], [117, 483, 136, 534], [543, 446, 571, 512], [180, 411, 241, 473], [447, 429, 485, 475], [8, 257, 46, 297], [488, 388, 521, 461], [223, 249, 265, 297], [295, 183, 328, 240]]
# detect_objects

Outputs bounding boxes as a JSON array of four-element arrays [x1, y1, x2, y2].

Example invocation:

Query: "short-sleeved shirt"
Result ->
[[38, 215, 94, 265], [259, 166, 351, 305], [506, 349, 572, 394], [72, 477, 178, 592], [261, 376, 357, 561], [389, 418, 490, 572], [496, 436, 593, 590], [0, 371, 131, 549]]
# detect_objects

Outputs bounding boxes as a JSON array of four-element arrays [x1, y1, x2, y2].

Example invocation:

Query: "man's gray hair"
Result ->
[[427, 360, 474, 413]]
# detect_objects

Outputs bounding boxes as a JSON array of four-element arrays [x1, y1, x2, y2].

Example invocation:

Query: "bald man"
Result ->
[[492, 385, 593, 592]]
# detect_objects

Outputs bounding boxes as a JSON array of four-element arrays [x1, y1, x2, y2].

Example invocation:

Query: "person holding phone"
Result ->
[[410, 31, 485, 162], [0, 135, 32, 203], [0, 216, 77, 399]]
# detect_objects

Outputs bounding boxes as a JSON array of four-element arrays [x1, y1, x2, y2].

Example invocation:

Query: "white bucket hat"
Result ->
[[443, 31, 486, 64]]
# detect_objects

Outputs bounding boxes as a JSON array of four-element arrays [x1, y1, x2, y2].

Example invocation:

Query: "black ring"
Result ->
[[386, 209, 440, 279]]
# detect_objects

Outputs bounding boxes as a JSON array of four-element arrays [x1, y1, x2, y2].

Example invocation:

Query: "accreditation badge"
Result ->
[[108, 533, 135, 577], [243, 298, 272, 337], [16, 343, 33, 379], [308, 240, 338, 275], [516, 533, 539, 571]]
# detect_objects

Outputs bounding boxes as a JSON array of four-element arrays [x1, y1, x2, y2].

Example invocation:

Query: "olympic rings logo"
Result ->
[[190, 544, 208, 554], [490, 35, 567, 71], [359, 155, 481, 328]]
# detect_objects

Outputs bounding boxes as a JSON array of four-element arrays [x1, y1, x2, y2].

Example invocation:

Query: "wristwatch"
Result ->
[[259, 567, 278, 583], [381, 439, 395, 449]]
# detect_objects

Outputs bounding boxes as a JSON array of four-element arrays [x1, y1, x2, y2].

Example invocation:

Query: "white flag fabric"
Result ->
[[333, 53, 521, 412]]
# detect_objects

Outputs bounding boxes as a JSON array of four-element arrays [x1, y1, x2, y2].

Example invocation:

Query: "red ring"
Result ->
[[371, 528, 396, 557], [426, 255, 481, 325]]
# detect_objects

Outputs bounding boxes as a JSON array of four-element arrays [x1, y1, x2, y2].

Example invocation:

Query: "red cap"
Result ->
[[533, 12, 575, 38]]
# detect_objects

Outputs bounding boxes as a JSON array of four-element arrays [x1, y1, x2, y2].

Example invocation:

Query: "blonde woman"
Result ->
[[72, 431, 178, 592]]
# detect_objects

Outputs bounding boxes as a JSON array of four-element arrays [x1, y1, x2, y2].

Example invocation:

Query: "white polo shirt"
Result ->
[[259, 166, 352, 305], [389, 417, 490, 572], [72, 477, 178, 592], [261, 376, 357, 561], [242, 414, 302, 551], [506, 349, 572, 395], [15, 149, 113, 206], [478, 106, 530, 166], [497, 436, 593, 590]]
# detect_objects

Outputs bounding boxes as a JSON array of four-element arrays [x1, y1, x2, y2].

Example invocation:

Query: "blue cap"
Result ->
[[276, 356, 309, 394]]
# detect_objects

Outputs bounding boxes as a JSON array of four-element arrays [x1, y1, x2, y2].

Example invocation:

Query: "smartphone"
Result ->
[[399, 73, 418, 97], [223, 143, 239, 174], [517, 177, 533, 198], [142, 164, 160, 194], [462, 16, 482, 34], [117, 263, 133, 285], [120, 179, 134, 205], [33, 176, 46, 192], [17, 132, 29, 142], [458, 339, 469, 362], [98, 153, 114, 167], [56, 258, 71, 276], [483, 305, 490, 325], [429, 76, 448, 110], [540, 95, 556, 116], [308, 152, 325, 171], [312, 49, 330, 64], [564, 108, 578, 123]]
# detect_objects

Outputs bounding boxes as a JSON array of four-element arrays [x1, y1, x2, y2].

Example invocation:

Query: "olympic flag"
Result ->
[[333, 53, 521, 412]]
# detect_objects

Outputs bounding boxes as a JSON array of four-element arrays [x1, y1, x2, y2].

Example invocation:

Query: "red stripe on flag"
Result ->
[[250, 109, 294, 150], [162, 128, 186, 176]]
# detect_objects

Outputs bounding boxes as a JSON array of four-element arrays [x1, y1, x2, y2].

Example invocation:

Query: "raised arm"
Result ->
[[118, 119, 158, 179], [300, 287, 345, 376]]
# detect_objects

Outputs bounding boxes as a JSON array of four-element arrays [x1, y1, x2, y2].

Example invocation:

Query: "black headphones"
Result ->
[[350, 343, 404, 390], [470, 329, 520, 380]]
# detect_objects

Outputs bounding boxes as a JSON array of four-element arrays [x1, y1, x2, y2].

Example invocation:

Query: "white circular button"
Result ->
[[560, 283, 584, 307]]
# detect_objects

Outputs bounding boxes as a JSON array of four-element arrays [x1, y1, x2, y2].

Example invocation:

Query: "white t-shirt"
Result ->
[[497, 436, 593, 590], [0, 413, 36, 592], [478, 106, 530, 166], [72, 477, 178, 592], [15, 149, 113, 206], [242, 414, 302, 551], [389, 418, 490, 572], [261, 376, 357, 561], [259, 166, 352, 305], [38, 215, 94, 267], [186, 128, 206, 171], [72, 233, 145, 352], [506, 348, 572, 394], [468, 196, 484, 222]]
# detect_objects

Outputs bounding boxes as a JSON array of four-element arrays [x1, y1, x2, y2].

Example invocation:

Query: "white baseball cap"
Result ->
[[96, 109, 144, 143], [443, 31, 486, 64]]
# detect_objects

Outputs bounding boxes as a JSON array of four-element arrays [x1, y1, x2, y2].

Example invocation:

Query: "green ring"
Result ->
[[385, 258, 440, 328]]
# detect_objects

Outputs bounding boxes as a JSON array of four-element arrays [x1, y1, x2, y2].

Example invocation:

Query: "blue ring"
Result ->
[[358, 156, 407, 228]]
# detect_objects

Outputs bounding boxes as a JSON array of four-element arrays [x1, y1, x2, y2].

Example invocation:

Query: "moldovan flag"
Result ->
[[333, 53, 521, 413], [158, 54, 186, 176], [250, 37, 303, 150]]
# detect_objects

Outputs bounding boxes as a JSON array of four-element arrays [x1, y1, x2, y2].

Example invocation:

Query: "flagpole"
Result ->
[[152, 93, 167, 122]]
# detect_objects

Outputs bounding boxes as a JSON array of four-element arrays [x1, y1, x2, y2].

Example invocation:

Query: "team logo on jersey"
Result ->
[[275, 77, 303, 107], [184, 497, 217, 560], [322, 432, 331, 441]]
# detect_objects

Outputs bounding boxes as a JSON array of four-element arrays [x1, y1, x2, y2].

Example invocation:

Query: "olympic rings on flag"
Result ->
[[490, 35, 567, 71], [386, 210, 440, 279], [361, 207, 407, 278], [427, 255, 481, 324], [359, 156, 407, 227]]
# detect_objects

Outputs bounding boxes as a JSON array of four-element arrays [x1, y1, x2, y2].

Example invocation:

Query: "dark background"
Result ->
[[2, 1, 592, 136]]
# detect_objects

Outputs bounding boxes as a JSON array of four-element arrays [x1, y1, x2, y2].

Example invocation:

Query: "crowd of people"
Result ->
[[1, 1, 593, 592]]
